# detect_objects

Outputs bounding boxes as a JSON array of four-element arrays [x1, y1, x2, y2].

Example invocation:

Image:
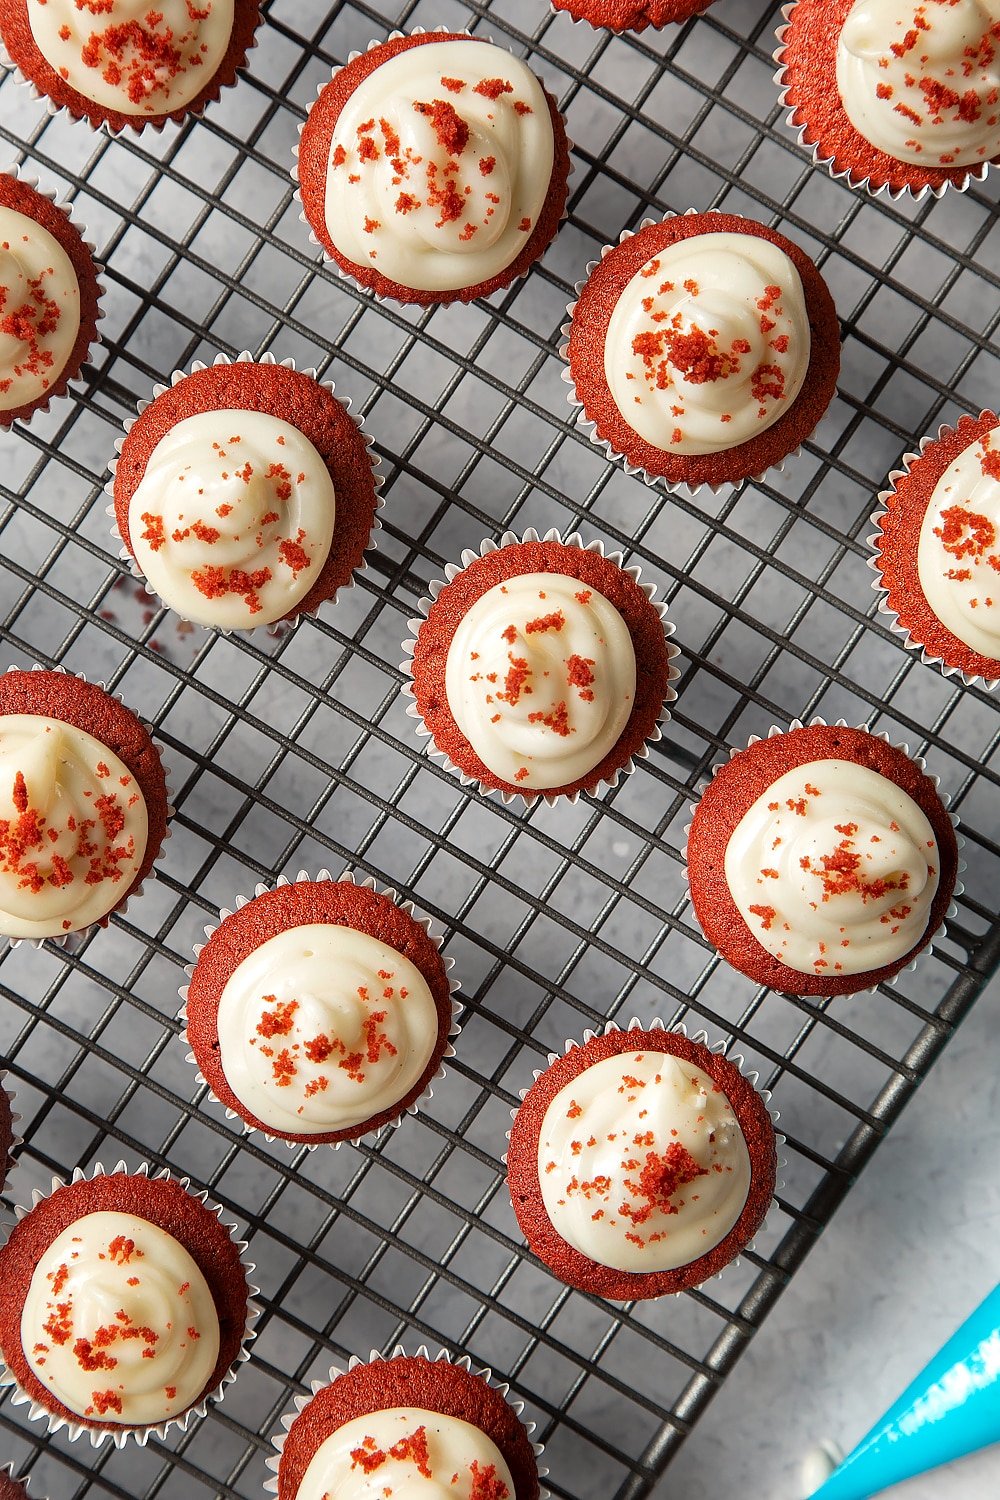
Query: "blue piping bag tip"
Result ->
[[806, 1283, 1000, 1500]]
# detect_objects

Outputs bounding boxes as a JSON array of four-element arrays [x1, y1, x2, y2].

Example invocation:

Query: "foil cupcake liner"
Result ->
[[867, 412, 1000, 692], [264, 1343, 548, 1498], [559, 209, 811, 498], [506, 1018, 784, 1295], [290, 26, 574, 308], [0, 15, 260, 138], [0, 1159, 260, 1448], [772, 2, 989, 202], [178, 869, 462, 1149], [104, 349, 384, 639], [0, 161, 106, 427], [0, 1068, 23, 1194], [1, 663, 175, 951], [400, 525, 681, 807], [681, 715, 965, 998]]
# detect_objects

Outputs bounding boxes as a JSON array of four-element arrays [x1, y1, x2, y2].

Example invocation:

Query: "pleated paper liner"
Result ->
[[505, 1016, 783, 1300], [401, 526, 680, 807], [0, 664, 174, 951], [682, 716, 964, 999], [0, 1160, 260, 1448], [179, 870, 462, 1148], [105, 350, 384, 639]]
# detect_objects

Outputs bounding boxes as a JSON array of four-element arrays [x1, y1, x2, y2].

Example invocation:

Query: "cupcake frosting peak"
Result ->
[[836, 0, 1000, 167], [322, 38, 554, 292]]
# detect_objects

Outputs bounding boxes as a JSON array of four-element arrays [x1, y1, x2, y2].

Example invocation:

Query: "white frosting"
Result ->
[[915, 430, 1000, 663], [323, 38, 554, 292], [537, 1050, 752, 1274], [215, 924, 439, 1135], [0, 714, 148, 939], [724, 758, 940, 978], [26, 0, 235, 117], [0, 205, 81, 414], [604, 232, 811, 455], [443, 572, 637, 790], [836, 0, 1000, 168], [296, 1406, 515, 1500], [126, 409, 336, 630], [21, 1210, 220, 1426]]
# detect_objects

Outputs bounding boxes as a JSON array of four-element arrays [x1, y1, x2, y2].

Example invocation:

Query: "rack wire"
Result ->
[[1, 0, 999, 1495]]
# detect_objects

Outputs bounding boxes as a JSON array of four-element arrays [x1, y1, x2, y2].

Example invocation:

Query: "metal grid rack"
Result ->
[[1, 0, 999, 1495]]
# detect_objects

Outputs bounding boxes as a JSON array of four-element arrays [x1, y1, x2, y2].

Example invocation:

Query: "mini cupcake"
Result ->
[[182, 875, 459, 1146], [552, 0, 713, 34], [870, 410, 1000, 686], [775, 0, 1000, 198], [268, 1348, 542, 1500], [0, 171, 102, 428], [0, 1163, 256, 1444], [404, 529, 678, 803], [295, 30, 571, 306], [506, 1022, 777, 1300], [0, 1, 261, 134], [0, 668, 170, 943], [109, 354, 381, 633], [685, 721, 960, 997], [564, 210, 840, 492]]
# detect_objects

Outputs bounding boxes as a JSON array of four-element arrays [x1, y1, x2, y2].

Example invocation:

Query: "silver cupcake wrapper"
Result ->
[[400, 525, 681, 807], [178, 869, 462, 1149], [1, 663, 175, 951], [0, 1068, 23, 1194], [0, 161, 106, 426], [772, 2, 990, 202], [264, 1343, 548, 1497], [0, 1159, 260, 1448], [505, 1017, 784, 1297], [104, 349, 384, 639], [0, 1464, 43, 1500], [866, 413, 1000, 691], [0, 22, 259, 138], [290, 27, 574, 307], [681, 715, 965, 998], [559, 209, 809, 497]]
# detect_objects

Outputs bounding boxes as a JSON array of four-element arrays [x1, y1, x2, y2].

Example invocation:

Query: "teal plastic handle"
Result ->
[[810, 1283, 1000, 1499]]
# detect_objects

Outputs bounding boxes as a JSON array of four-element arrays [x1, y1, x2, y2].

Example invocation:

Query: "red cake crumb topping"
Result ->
[[0, 262, 63, 397]]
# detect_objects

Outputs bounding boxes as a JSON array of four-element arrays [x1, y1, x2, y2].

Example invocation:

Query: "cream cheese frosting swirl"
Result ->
[[323, 38, 554, 292], [21, 1210, 220, 1426], [26, 0, 236, 117], [916, 428, 1000, 661], [444, 571, 637, 790], [0, 205, 81, 414], [724, 758, 940, 977], [836, 0, 1000, 168], [215, 924, 439, 1136], [604, 232, 811, 454], [0, 714, 148, 939], [538, 1050, 752, 1274], [127, 409, 335, 630], [296, 1407, 516, 1500]]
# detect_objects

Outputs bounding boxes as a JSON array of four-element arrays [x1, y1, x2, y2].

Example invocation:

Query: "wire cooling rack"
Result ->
[[1, 0, 1000, 1496]]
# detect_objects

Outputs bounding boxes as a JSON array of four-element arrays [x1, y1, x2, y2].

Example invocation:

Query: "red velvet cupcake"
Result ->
[[552, 0, 714, 34], [295, 30, 571, 306], [685, 721, 960, 997], [869, 410, 1000, 688], [0, 667, 170, 944], [0, 171, 103, 428], [182, 875, 460, 1146], [563, 210, 840, 492], [0, 1163, 257, 1445], [0, 1, 261, 133], [404, 529, 678, 804], [267, 1349, 543, 1500], [506, 1022, 777, 1300], [109, 353, 381, 633], [775, 0, 1000, 198]]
